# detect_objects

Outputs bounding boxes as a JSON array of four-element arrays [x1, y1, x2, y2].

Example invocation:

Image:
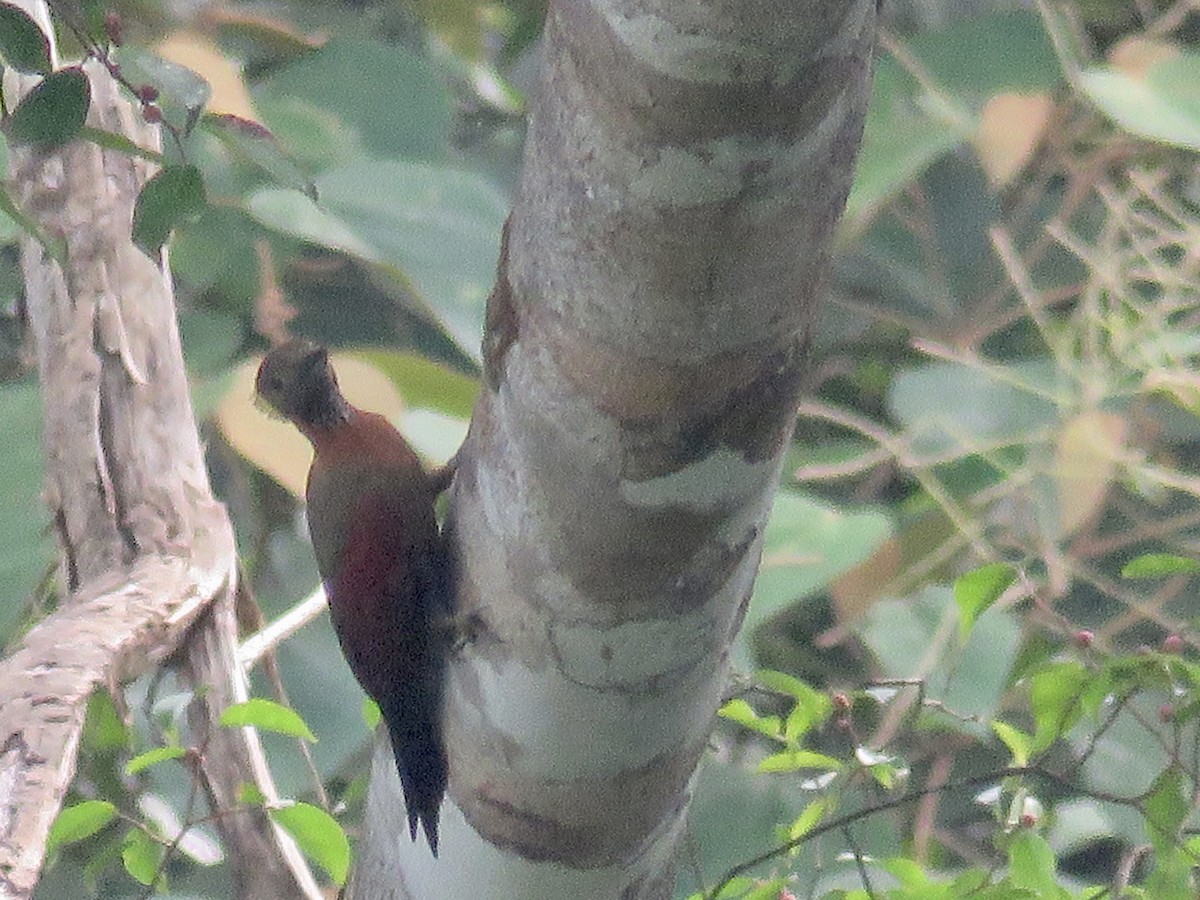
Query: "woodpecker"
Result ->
[[256, 339, 449, 855]]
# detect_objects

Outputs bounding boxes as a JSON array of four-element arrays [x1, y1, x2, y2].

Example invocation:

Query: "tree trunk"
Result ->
[[0, 5, 320, 897], [351, 0, 877, 896]]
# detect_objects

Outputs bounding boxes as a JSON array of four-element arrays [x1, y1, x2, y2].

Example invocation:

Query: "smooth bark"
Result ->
[[352, 1, 876, 897]]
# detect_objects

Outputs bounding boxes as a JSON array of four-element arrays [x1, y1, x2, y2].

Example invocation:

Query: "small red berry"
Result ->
[[103, 11, 123, 46], [1159, 703, 1175, 723], [1162, 634, 1184, 655], [141, 104, 163, 124], [136, 84, 159, 104], [1073, 630, 1094, 649], [1020, 812, 1037, 828]]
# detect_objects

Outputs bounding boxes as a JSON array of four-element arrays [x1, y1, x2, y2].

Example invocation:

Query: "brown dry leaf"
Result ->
[[975, 92, 1055, 188], [156, 31, 258, 120], [1109, 35, 1179, 79], [218, 354, 405, 496], [1054, 410, 1128, 538]]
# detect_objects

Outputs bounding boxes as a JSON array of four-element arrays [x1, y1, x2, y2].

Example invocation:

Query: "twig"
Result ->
[[702, 764, 1137, 900]]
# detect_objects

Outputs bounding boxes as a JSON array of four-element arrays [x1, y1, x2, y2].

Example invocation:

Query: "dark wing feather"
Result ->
[[311, 472, 448, 854]]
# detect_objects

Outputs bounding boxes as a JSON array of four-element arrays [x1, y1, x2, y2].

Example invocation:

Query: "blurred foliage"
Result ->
[[0, 0, 1198, 896]]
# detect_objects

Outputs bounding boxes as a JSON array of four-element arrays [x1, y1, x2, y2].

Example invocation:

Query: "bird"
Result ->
[[255, 339, 450, 856]]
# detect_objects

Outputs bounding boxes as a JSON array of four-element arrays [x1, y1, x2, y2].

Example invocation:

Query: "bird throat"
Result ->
[[298, 381, 352, 433]]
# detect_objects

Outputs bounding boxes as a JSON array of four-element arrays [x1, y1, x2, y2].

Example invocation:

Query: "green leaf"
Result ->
[[717, 698, 781, 740], [757, 750, 843, 774], [789, 798, 828, 839], [1007, 830, 1061, 896], [740, 489, 892, 667], [201, 113, 316, 200], [1030, 661, 1091, 754], [112, 47, 211, 135], [5, 67, 90, 148], [270, 801, 351, 886], [954, 563, 1016, 639], [742, 879, 788, 900], [992, 720, 1032, 767], [0, 3, 51, 73], [131, 164, 205, 256], [888, 359, 1062, 458], [247, 159, 509, 359], [124, 745, 187, 776], [1080, 52, 1200, 152], [121, 828, 163, 886], [844, 10, 1060, 232], [257, 36, 453, 162], [219, 698, 317, 741], [353, 350, 480, 420], [362, 697, 382, 730], [863, 586, 1021, 727], [77, 125, 164, 164], [757, 670, 834, 742], [238, 782, 267, 806], [47, 800, 116, 851], [1120, 553, 1200, 579], [1144, 766, 1188, 856]]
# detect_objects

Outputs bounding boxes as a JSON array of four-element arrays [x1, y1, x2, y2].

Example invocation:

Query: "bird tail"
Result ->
[[384, 701, 448, 856]]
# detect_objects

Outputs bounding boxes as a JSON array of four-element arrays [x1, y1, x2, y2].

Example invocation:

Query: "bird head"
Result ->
[[255, 339, 349, 429]]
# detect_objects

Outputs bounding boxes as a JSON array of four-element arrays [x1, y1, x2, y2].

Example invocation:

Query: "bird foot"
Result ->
[[428, 452, 459, 496]]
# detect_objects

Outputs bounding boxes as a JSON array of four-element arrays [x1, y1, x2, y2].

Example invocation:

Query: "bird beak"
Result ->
[[254, 393, 288, 421]]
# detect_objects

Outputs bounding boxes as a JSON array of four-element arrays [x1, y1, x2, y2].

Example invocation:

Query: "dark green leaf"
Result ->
[[47, 800, 116, 851], [131, 164, 205, 256], [121, 828, 162, 886], [5, 67, 90, 148], [77, 125, 164, 164], [269, 802, 350, 886], [219, 697, 317, 741], [124, 745, 186, 776], [1121, 553, 1200, 579], [0, 3, 51, 73], [247, 159, 510, 357], [201, 113, 316, 200], [954, 563, 1016, 639]]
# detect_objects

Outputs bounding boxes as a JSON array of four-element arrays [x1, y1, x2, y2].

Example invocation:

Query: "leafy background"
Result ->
[[1, 0, 1199, 896]]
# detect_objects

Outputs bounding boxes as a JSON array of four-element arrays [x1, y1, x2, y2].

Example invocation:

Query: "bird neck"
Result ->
[[295, 387, 354, 443]]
